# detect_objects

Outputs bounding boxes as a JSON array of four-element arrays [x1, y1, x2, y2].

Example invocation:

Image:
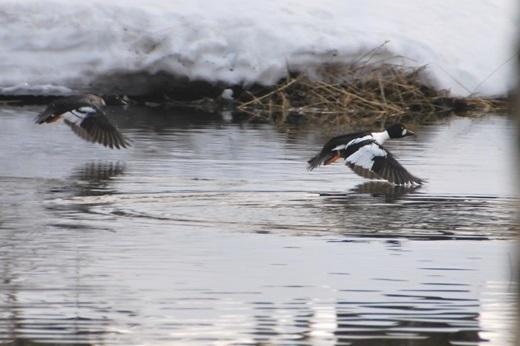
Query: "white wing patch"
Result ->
[[346, 143, 387, 170], [61, 107, 96, 126], [332, 135, 373, 151], [76, 106, 96, 113]]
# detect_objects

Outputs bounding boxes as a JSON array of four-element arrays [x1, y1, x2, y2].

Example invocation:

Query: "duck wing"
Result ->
[[62, 107, 130, 149], [307, 132, 369, 170], [345, 141, 423, 185], [35, 95, 99, 124]]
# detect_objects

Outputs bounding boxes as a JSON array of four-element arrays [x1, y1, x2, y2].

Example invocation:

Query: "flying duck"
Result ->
[[308, 123, 423, 185], [35, 94, 130, 149]]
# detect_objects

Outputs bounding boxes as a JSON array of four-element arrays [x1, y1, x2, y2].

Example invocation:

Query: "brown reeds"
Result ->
[[236, 63, 508, 126]]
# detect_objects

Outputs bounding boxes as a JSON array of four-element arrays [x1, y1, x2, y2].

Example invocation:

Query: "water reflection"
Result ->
[[322, 181, 422, 202], [319, 192, 515, 240], [66, 188, 514, 239], [0, 280, 513, 346], [72, 162, 125, 188], [49, 161, 126, 197], [41, 161, 126, 234], [0, 107, 516, 345], [0, 164, 120, 345]]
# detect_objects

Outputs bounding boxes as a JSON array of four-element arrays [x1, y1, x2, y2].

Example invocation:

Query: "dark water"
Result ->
[[0, 106, 517, 345]]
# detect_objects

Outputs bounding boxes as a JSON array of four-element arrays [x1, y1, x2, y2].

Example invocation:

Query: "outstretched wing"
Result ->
[[345, 141, 423, 185], [307, 132, 369, 170], [35, 102, 75, 124], [35, 95, 105, 124], [62, 107, 130, 149]]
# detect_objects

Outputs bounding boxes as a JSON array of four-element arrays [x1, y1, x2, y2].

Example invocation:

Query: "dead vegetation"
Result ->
[[236, 62, 509, 126], [0, 50, 509, 127]]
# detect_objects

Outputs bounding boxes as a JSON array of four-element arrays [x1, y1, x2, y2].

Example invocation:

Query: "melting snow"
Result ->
[[0, 0, 516, 96]]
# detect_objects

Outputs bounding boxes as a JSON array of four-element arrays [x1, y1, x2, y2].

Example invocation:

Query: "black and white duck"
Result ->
[[35, 94, 130, 149], [308, 123, 423, 185]]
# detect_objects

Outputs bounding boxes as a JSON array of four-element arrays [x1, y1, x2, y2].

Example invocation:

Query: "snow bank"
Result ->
[[0, 0, 516, 96]]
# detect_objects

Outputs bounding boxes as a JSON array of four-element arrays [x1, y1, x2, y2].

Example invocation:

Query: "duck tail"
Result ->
[[307, 153, 323, 171], [308, 150, 343, 170], [35, 107, 58, 124]]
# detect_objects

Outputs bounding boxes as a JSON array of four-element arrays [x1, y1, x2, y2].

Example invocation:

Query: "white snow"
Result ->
[[0, 0, 516, 96]]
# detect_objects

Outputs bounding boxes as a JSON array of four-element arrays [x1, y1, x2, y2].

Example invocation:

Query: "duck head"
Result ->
[[385, 123, 415, 139]]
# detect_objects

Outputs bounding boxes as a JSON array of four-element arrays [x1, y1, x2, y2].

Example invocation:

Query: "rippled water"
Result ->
[[0, 106, 517, 345]]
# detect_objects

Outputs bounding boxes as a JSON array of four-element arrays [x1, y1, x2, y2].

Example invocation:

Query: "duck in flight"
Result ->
[[308, 123, 423, 185], [35, 94, 130, 149]]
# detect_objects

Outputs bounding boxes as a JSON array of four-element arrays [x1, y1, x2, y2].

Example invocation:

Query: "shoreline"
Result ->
[[0, 63, 511, 127]]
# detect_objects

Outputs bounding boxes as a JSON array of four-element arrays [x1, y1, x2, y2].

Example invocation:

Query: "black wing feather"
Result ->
[[307, 132, 368, 170], [64, 109, 130, 149], [371, 154, 423, 185], [344, 140, 423, 185], [308, 131, 423, 185]]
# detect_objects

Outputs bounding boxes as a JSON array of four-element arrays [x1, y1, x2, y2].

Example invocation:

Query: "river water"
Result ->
[[0, 106, 517, 345]]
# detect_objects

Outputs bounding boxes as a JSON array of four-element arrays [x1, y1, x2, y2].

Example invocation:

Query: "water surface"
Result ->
[[0, 106, 517, 345]]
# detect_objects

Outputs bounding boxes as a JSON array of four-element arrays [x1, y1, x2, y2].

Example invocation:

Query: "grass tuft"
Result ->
[[236, 62, 508, 126]]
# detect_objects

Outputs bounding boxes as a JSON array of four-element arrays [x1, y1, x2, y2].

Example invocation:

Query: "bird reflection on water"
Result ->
[[43, 161, 125, 202], [0, 108, 516, 345], [43, 161, 126, 232], [62, 161, 126, 197], [321, 181, 422, 203], [317, 182, 515, 240]]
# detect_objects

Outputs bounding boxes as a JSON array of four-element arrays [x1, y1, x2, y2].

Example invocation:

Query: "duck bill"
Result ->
[[404, 130, 415, 137]]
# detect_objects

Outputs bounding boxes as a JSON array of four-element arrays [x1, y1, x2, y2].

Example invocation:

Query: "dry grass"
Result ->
[[236, 63, 508, 126]]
